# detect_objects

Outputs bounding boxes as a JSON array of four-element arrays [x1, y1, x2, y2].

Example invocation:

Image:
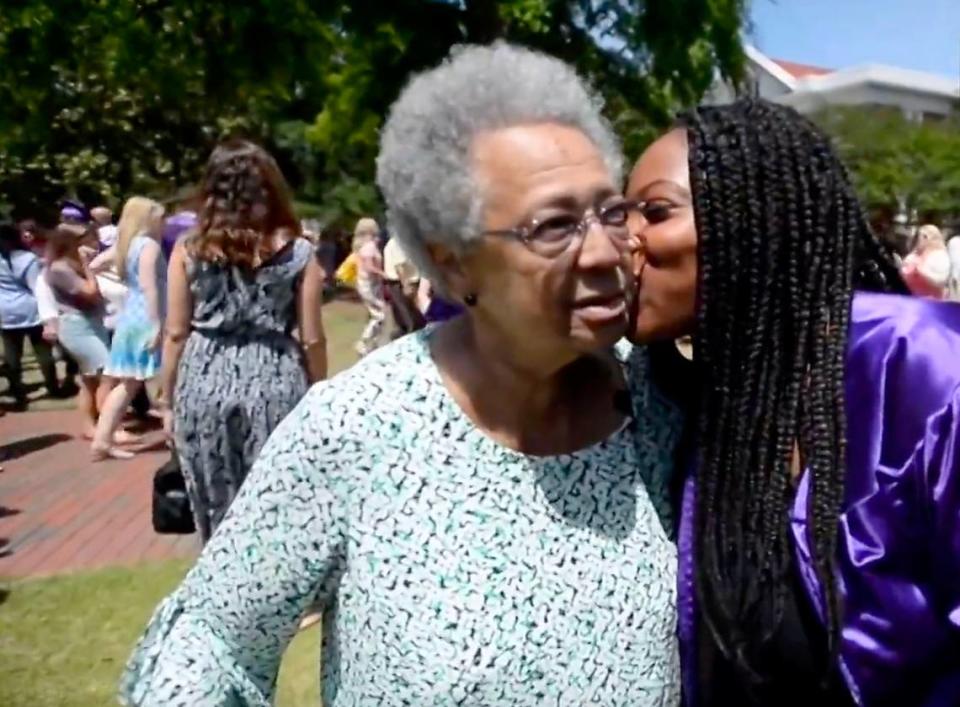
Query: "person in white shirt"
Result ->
[[947, 233, 960, 302], [382, 236, 424, 338], [901, 224, 951, 299]]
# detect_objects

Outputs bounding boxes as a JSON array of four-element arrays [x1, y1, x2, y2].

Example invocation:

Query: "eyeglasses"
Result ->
[[480, 198, 642, 258]]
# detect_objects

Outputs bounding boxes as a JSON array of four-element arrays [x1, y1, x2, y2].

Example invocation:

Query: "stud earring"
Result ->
[[463, 293, 478, 307]]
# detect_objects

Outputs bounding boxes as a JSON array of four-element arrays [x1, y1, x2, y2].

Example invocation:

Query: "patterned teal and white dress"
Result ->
[[121, 331, 685, 706], [106, 234, 167, 380]]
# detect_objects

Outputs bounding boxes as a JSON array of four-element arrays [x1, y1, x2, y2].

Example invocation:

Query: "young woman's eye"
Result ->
[[641, 203, 674, 224]]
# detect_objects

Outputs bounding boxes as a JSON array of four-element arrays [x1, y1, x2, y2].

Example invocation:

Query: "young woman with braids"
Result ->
[[158, 140, 327, 543], [627, 99, 960, 706]]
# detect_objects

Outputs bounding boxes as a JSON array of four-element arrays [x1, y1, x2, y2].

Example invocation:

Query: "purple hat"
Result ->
[[161, 211, 198, 259], [59, 199, 90, 222], [60, 204, 88, 223]]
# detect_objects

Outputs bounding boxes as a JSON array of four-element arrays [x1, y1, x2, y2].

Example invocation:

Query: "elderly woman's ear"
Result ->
[[425, 242, 471, 303]]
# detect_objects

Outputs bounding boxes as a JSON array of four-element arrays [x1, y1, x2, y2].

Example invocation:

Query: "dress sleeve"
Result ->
[[33, 269, 60, 321], [120, 385, 349, 706]]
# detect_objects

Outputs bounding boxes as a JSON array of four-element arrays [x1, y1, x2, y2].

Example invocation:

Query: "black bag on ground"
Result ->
[[152, 454, 196, 535]]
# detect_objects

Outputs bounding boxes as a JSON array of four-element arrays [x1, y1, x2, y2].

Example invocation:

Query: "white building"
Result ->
[[708, 45, 958, 121]]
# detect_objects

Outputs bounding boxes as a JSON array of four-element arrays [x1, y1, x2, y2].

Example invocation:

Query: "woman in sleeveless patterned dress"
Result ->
[[158, 140, 327, 543]]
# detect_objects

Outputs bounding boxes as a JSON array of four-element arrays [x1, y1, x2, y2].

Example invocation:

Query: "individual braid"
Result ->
[[683, 99, 907, 691], [189, 139, 301, 270]]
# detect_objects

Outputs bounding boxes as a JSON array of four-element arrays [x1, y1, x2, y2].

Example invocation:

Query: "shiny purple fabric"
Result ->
[[677, 292, 960, 706]]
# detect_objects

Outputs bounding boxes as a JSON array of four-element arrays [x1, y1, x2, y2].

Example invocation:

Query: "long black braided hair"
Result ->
[[682, 99, 907, 688]]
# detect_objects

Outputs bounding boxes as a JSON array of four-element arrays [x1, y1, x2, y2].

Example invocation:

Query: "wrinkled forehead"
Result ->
[[471, 123, 617, 219]]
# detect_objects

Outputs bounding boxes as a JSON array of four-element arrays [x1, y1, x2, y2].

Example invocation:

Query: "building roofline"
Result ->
[[744, 45, 797, 90], [746, 45, 959, 100], [796, 63, 959, 98], [772, 59, 832, 79]]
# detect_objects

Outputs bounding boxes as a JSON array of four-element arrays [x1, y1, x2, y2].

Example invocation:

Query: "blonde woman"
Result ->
[[353, 217, 386, 355], [902, 223, 951, 300], [91, 196, 166, 460]]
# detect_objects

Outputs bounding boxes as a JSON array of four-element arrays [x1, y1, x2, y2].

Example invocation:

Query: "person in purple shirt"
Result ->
[[161, 210, 197, 261], [627, 100, 960, 706], [414, 277, 464, 325]]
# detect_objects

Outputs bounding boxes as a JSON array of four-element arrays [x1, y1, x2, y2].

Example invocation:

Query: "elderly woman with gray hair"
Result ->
[[121, 42, 681, 706]]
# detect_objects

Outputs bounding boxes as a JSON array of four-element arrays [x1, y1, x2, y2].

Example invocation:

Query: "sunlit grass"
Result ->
[[0, 300, 371, 704], [0, 562, 321, 706]]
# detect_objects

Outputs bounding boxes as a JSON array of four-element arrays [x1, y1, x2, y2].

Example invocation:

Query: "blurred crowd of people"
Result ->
[[0, 134, 468, 539], [342, 215, 464, 357], [1, 199, 194, 442]]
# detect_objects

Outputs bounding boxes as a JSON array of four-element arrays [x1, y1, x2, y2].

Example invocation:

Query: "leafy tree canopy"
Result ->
[[1, 0, 748, 225], [814, 106, 960, 222]]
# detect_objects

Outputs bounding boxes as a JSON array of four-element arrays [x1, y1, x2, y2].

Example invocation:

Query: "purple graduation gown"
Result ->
[[678, 292, 960, 706]]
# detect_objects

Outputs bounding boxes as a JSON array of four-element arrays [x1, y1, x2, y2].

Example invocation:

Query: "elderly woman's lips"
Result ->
[[571, 293, 627, 323]]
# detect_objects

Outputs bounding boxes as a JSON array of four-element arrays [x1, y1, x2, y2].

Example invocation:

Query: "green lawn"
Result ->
[[0, 299, 372, 705], [0, 562, 321, 706]]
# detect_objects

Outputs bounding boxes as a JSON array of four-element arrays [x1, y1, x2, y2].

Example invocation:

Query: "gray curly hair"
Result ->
[[376, 41, 623, 291]]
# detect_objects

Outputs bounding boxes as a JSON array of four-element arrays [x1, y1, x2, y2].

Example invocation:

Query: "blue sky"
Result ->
[[750, 0, 960, 79]]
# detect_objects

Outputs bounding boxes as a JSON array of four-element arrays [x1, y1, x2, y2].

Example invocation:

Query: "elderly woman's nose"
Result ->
[[577, 221, 625, 269]]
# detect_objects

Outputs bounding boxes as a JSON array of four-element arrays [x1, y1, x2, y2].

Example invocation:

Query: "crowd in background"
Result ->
[[0, 132, 471, 535], [1, 135, 956, 480], [1, 140, 956, 472], [1, 201, 191, 438]]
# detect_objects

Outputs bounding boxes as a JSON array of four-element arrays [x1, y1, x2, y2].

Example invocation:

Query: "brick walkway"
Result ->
[[0, 409, 199, 578]]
